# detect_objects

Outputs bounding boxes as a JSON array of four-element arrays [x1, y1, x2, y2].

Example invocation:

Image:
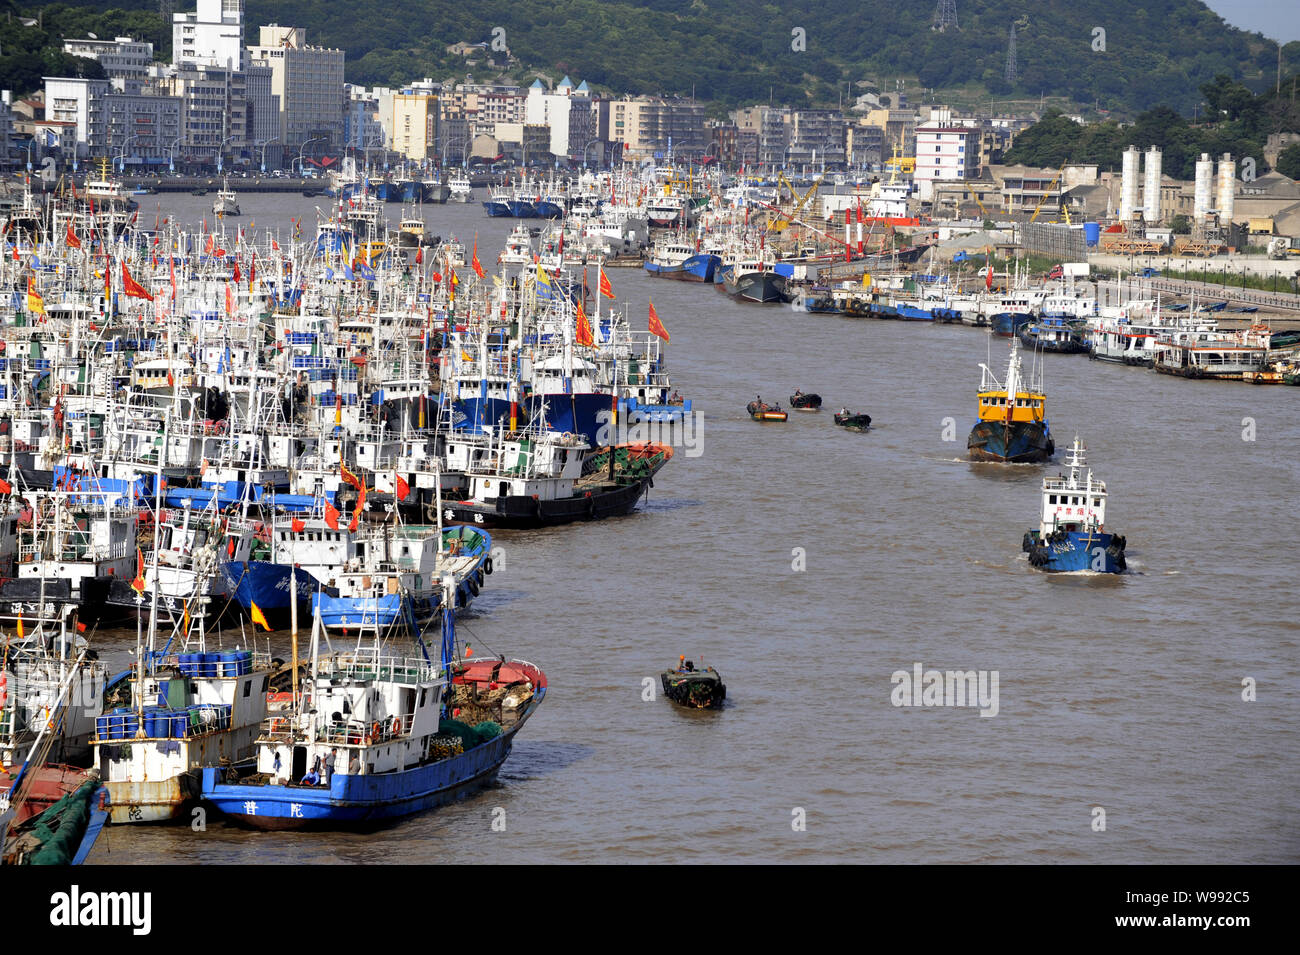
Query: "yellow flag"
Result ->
[[250, 602, 272, 632], [26, 277, 44, 315], [536, 264, 552, 287]]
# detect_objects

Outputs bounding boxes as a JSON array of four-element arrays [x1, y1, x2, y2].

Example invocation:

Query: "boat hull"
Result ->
[[1023, 529, 1126, 573], [201, 711, 536, 829], [442, 478, 650, 529], [968, 420, 1054, 463]]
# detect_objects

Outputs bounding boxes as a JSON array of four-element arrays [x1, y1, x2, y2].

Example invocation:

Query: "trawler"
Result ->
[[1022, 436, 1127, 573], [212, 179, 241, 217], [200, 580, 545, 828], [967, 338, 1054, 463]]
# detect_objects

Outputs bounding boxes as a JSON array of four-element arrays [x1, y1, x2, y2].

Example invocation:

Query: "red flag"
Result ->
[[648, 301, 670, 343], [291, 518, 305, 533], [985, 264, 993, 291], [204, 234, 214, 255], [599, 267, 614, 299], [66, 224, 82, 249], [472, 235, 485, 279], [130, 548, 146, 594], [248, 256, 256, 290], [348, 512, 359, 533], [415, 246, 423, 266], [122, 261, 154, 300], [225, 284, 234, 316], [575, 302, 594, 347], [324, 501, 341, 530], [169, 255, 176, 302], [233, 260, 242, 284], [395, 475, 410, 501]]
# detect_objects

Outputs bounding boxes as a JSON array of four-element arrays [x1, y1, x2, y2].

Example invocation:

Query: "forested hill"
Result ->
[[7, 0, 1299, 117]]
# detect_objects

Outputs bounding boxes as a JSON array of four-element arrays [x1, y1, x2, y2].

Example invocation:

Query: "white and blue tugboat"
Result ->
[[1021, 437, 1127, 573], [200, 579, 545, 828]]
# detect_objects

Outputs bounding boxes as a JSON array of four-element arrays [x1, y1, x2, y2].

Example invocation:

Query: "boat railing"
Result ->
[[318, 655, 444, 686], [313, 712, 414, 747]]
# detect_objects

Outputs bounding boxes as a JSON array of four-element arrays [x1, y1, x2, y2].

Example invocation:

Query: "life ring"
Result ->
[[391, 716, 401, 737], [562, 432, 573, 441], [372, 720, 383, 740]]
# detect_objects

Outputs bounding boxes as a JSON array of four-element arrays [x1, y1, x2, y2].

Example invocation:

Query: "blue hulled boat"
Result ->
[[1022, 437, 1127, 573], [200, 589, 546, 829]]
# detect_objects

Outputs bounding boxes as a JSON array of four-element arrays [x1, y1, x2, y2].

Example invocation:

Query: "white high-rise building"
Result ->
[[173, 0, 245, 69]]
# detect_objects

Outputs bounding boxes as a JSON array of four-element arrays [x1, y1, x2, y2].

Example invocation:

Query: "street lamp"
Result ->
[[297, 137, 324, 178], [216, 136, 233, 175], [169, 136, 183, 174], [581, 139, 602, 170], [117, 134, 138, 175], [260, 137, 279, 174]]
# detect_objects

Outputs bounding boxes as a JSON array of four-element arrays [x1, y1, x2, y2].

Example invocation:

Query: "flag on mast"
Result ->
[[648, 301, 670, 343]]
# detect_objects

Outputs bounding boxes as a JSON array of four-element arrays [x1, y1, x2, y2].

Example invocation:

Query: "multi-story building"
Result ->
[[523, 76, 596, 160], [247, 25, 345, 154], [173, 0, 245, 69], [102, 80, 183, 171], [158, 62, 247, 170], [62, 36, 155, 82], [246, 63, 281, 167], [44, 78, 107, 150], [387, 80, 440, 162], [603, 96, 706, 162], [788, 109, 845, 170], [914, 123, 979, 201], [729, 106, 791, 167], [847, 122, 884, 169]]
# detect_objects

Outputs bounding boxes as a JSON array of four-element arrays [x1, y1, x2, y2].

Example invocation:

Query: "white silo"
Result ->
[[1120, 146, 1141, 222], [1217, 153, 1235, 224], [1193, 153, 1214, 223], [1143, 146, 1162, 223]]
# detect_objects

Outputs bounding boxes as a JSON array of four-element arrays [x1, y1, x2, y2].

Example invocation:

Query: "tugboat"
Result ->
[[789, 390, 822, 411], [661, 657, 725, 709], [833, 408, 872, 431], [1022, 436, 1127, 573], [747, 398, 787, 421], [968, 338, 1054, 463]]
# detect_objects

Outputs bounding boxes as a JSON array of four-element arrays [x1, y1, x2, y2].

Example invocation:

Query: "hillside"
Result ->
[[7, 0, 1300, 118]]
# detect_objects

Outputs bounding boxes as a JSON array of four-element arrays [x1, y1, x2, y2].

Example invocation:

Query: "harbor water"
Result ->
[[88, 191, 1299, 863]]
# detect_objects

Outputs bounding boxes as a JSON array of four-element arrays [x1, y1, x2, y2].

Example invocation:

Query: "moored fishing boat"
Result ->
[[1021, 436, 1126, 573], [200, 584, 545, 828]]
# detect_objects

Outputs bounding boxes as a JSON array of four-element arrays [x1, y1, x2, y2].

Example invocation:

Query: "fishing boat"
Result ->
[[833, 409, 872, 431], [447, 171, 473, 203], [660, 658, 725, 709], [2, 776, 111, 865], [1021, 436, 1127, 573], [967, 339, 1054, 463], [789, 390, 822, 411], [1017, 316, 1087, 354], [747, 400, 787, 422], [442, 432, 672, 529], [200, 582, 546, 828], [212, 179, 240, 217]]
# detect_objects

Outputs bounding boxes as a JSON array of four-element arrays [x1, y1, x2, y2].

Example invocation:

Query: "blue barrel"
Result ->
[[219, 651, 240, 677], [200, 653, 219, 678], [178, 654, 198, 676], [1084, 222, 1100, 247], [233, 650, 252, 676], [121, 713, 139, 738], [171, 712, 188, 738], [143, 709, 159, 738], [96, 714, 112, 739]]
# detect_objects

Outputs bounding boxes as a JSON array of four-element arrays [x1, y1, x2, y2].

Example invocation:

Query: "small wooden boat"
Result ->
[[834, 410, 872, 431], [661, 660, 726, 709], [746, 400, 787, 421], [789, 391, 822, 411]]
